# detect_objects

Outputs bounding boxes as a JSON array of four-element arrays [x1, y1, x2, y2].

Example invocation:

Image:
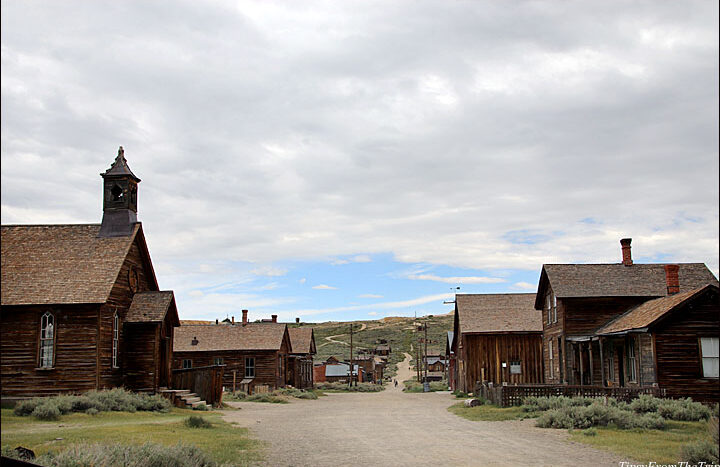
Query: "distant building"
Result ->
[[288, 327, 316, 389]]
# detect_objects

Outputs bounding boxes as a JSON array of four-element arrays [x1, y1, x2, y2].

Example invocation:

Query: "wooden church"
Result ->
[[1, 147, 180, 398]]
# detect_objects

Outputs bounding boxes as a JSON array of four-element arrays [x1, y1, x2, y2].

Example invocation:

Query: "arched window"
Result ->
[[39, 312, 55, 368], [112, 311, 119, 368]]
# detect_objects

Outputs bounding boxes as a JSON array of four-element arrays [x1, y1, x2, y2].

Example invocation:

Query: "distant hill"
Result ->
[[289, 314, 453, 376]]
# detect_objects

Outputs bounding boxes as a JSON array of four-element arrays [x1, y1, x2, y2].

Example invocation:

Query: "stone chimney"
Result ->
[[620, 238, 633, 266], [242, 309, 248, 326], [271, 314, 277, 323], [664, 264, 680, 295]]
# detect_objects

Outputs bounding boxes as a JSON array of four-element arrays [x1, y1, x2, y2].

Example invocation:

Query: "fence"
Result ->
[[171, 365, 225, 406], [475, 383, 666, 407]]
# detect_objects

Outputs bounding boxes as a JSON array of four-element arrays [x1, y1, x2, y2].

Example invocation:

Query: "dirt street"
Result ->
[[223, 354, 625, 466]]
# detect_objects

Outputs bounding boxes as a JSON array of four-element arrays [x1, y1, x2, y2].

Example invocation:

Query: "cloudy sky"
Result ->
[[2, 1, 718, 322]]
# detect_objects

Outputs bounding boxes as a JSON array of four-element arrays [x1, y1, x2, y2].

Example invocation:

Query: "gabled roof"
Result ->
[[174, 323, 289, 352], [288, 327, 316, 355], [126, 291, 180, 327], [455, 293, 542, 334], [535, 263, 717, 309], [596, 284, 718, 335], [1, 223, 159, 305]]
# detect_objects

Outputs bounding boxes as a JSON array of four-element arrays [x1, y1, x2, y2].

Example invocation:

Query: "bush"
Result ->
[[294, 391, 318, 400], [629, 394, 661, 414], [138, 394, 171, 412], [582, 427, 597, 436], [184, 415, 213, 429], [658, 398, 711, 421], [245, 394, 288, 404], [681, 439, 719, 464], [32, 402, 61, 421], [193, 403, 209, 411], [13, 398, 42, 416], [315, 382, 384, 392], [36, 442, 217, 467], [535, 402, 665, 430], [85, 408, 99, 416], [523, 396, 597, 413]]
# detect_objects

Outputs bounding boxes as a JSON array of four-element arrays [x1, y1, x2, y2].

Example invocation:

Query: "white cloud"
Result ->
[[298, 278, 306, 284], [295, 293, 453, 316], [312, 284, 338, 290], [513, 282, 537, 290], [407, 274, 506, 284], [358, 294, 383, 299], [368, 311, 378, 316], [250, 266, 288, 277]]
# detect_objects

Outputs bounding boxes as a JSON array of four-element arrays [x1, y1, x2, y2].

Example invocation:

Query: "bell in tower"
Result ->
[[98, 146, 142, 237]]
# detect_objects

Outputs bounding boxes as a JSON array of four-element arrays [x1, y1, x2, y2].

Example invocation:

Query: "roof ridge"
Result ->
[[1, 223, 102, 228]]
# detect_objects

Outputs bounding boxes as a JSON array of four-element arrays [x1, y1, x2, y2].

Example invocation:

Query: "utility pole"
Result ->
[[424, 320, 428, 383], [349, 323, 354, 387], [415, 312, 420, 382]]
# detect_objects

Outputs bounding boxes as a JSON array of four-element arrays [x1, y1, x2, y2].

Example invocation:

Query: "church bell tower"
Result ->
[[98, 146, 141, 237]]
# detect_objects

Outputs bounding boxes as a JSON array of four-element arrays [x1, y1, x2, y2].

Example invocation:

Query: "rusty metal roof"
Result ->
[[1, 223, 149, 305], [174, 322, 289, 352], [595, 284, 718, 335], [456, 293, 542, 334]]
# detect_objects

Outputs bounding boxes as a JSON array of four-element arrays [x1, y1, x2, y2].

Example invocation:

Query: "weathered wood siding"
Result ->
[[460, 333, 544, 390], [562, 297, 649, 336], [653, 291, 719, 402], [1, 305, 101, 396], [123, 322, 159, 391], [173, 350, 284, 391]]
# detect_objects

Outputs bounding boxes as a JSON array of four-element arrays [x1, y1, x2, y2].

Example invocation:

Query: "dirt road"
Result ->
[[223, 354, 625, 467]]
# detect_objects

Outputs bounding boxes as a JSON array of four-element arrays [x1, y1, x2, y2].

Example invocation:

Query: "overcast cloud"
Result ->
[[2, 1, 718, 320]]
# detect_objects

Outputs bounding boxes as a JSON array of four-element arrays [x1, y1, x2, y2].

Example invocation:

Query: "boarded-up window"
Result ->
[[39, 312, 55, 368], [245, 357, 255, 378], [183, 359, 192, 369], [700, 337, 719, 378]]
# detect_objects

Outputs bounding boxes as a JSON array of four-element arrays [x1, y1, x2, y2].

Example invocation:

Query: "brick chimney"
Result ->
[[271, 314, 277, 323], [191, 336, 198, 346], [242, 309, 248, 326], [664, 264, 680, 295], [620, 238, 633, 266], [231, 316, 235, 325], [296, 317, 300, 324]]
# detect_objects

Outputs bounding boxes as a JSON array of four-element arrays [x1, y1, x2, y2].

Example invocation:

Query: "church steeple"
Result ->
[[98, 146, 141, 237]]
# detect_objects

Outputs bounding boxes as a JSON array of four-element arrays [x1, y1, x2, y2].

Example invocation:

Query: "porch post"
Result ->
[[579, 343, 584, 385], [599, 337, 605, 387], [588, 341, 594, 386]]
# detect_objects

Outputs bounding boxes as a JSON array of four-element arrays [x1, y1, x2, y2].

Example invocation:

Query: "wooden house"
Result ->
[[535, 239, 717, 395], [452, 293, 544, 392], [595, 284, 719, 401], [1, 148, 180, 398], [288, 327, 316, 389], [173, 313, 291, 394], [374, 340, 391, 358]]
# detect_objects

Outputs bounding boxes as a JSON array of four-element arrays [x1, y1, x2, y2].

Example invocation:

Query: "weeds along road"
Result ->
[[222, 354, 624, 467]]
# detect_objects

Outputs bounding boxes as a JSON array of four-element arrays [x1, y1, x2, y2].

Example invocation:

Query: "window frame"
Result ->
[[548, 340, 554, 379], [214, 357, 224, 366], [245, 357, 255, 378], [112, 310, 120, 368], [510, 360, 522, 375], [626, 337, 637, 382], [546, 295, 552, 325], [182, 359, 192, 369], [552, 295, 558, 323], [699, 337, 719, 379], [38, 311, 56, 369], [607, 344, 615, 381]]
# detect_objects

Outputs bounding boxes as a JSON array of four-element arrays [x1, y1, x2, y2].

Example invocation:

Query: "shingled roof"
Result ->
[[288, 327, 316, 355], [595, 284, 718, 335], [535, 263, 717, 309], [126, 291, 179, 326], [1, 223, 157, 305], [455, 293, 542, 334], [174, 323, 289, 352]]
